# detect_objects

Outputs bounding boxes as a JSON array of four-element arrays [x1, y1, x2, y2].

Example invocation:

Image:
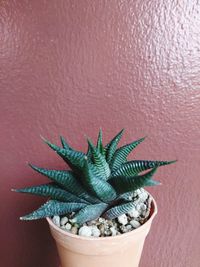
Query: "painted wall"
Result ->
[[1, 1, 200, 266]]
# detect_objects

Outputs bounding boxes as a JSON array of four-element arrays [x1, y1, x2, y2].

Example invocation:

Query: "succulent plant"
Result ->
[[13, 129, 176, 225]]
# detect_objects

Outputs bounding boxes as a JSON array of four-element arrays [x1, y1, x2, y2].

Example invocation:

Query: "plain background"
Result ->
[[1, 1, 200, 266]]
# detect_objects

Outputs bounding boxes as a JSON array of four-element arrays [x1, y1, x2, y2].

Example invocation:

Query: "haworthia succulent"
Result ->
[[29, 164, 100, 204], [82, 159, 117, 202], [14, 131, 176, 224], [87, 139, 110, 179], [109, 167, 160, 194], [110, 137, 146, 170], [20, 200, 87, 220], [13, 183, 89, 203], [72, 203, 108, 225], [111, 160, 176, 177], [103, 202, 136, 220], [105, 129, 124, 163]]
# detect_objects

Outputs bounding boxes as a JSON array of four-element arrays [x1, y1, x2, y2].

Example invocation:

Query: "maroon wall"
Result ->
[[1, 1, 200, 266]]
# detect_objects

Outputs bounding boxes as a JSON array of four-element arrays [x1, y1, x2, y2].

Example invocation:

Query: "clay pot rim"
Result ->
[[46, 192, 157, 241]]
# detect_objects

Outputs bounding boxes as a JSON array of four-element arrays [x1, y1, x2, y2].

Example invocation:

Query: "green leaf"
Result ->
[[60, 136, 72, 150], [42, 138, 85, 172], [72, 203, 108, 225], [87, 138, 110, 179], [105, 129, 124, 163], [82, 159, 117, 202], [20, 200, 86, 220], [109, 167, 160, 194], [29, 164, 100, 204], [110, 137, 146, 170], [117, 192, 133, 201], [111, 160, 177, 177], [103, 202, 136, 220], [14, 183, 88, 203], [96, 128, 105, 156]]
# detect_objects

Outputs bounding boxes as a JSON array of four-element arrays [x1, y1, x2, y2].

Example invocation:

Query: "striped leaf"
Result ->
[[103, 202, 136, 219], [87, 139, 110, 179], [110, 137, 146, 170], [96, 128, 105, 156], [111, 160, 177, 177], [20, 200, 86, 220], [109, 167, 160, 194], [60, 136, 72, 150], [29, 164, 100, 204], [72, 203, 108, 225], [82, 159, 117, 202], [43, 138, 85, 172], [117, 192, 133, 201], [105, 129, 124, 163], [14, 183, 88, 203], [86, 142, 93, 162]]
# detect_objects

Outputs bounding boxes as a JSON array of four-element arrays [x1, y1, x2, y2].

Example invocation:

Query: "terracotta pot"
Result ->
[[47, 195, 157, 267]]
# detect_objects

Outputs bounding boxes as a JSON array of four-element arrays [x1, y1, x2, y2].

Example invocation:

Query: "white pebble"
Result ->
[[118, 214, 128, 225], [126, 224, 132, 231], [142, 210, 147, 217], [60, 216, 68, 226], [90, 226, 101, 237], [133, 189, 141, 197], [52, 215, 60, 227], [136, 203, 144, 211], [104, 229, 112, 236], [130, 220, 141, 229], [65, 223, 72, 230], [127, 208, 140, 218], [78, 226, 92, 237], [110, 226, 117, 236], [140, 203, 147, 211], [98, 218, 105, 223], [140, 192, 149, 201]]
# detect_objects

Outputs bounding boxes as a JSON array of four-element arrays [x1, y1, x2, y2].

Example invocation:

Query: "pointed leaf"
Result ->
[[110, 137, 146, 170], [105, 129, 124, 163], [111, 160, 177, 177], [82, 159, 117, 202], [20, 200, 86, 220], [87, 139, 110, 179], [60, 136, 72, 150], [109, 167, 160, 194], [14, 183, 88, 203], [43, 138, 85, 172], [29, 164, 100, 204], [72, 203, 108, 225], [96, 128, 105, 156], [103, 202, 136, 220]]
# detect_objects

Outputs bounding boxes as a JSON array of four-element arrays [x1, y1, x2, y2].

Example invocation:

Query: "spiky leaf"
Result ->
[[72, 203, 108, 225], [82, 159, 117, 202], [20, 200, 86, 220], [14, 183, 88, 203], [105, 129, 124, 163], [96, 128, 105, 156], [111, 160, 176, 177], [60, 136, 72, 150], [87, 139, 110, 179], [103, 202, 136, 220], [109, 167, 160, 194], [43, 138, 85, 172], [29, 164, 100, 204], [110, 137, 146, 170]]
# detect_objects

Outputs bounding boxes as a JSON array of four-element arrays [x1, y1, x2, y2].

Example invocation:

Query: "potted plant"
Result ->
[[13, 129, 176, 267]]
